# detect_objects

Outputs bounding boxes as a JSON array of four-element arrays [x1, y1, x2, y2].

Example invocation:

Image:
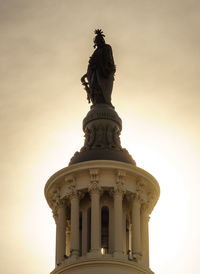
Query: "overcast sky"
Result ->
[[1, 1, 200, 273]]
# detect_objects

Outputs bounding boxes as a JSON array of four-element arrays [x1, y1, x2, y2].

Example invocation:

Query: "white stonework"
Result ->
[[45, 160, 159, 274]]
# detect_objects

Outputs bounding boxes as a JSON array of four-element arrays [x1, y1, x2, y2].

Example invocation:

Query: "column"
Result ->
[[141, 204, 150, 267], [132, 194, 142, 261], [113, 190, 124, 256], [55, 199, 67, 266], [89, 169, 100, 254], [70, 193, 80, 257], [90, 189, 100, 253], [113, 170, 126, 257]]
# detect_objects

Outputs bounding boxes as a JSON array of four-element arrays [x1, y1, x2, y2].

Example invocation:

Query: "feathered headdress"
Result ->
[[94, 29, 105, 38], [93, 29, 105, 48]]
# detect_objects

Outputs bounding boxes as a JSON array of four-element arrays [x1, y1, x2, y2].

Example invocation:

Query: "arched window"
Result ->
[[87, 208, 91, 252], [101, 206, 109, 253]]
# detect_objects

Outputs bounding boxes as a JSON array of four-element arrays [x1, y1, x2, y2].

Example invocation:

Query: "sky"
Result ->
[[1, 0, 200, 273]]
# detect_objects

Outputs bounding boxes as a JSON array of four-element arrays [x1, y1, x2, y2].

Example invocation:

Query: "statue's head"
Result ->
[[93, 29, 105, 48]]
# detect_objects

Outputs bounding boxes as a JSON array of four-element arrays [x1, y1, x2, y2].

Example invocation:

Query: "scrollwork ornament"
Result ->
[[89, 168, 101, 194], [49, 188, 60, 208], [89, 168, 99, 182], [88, 181, 101, 194], [131, 192, 143, 204], [114, 170, 126, 195], [65, 175, 78, 199], [68, 189, 79, 200], [136, 177, 145, 196], [49, 188, 67, 223]]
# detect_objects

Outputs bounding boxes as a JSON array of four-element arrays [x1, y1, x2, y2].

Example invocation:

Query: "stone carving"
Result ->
[[136, 177, 145, 196], [81, 29, 116, 106], [82, 105, 122, 129], [65, 175, 78, 199], [88, 169, 101, 194], [81, 123, 122, 152], [131, 192, 142, 204], [50, 188, 66, 209], [114, 170, 126, 194], [49, 188, 66, 223], [83, 127, 95, 149]]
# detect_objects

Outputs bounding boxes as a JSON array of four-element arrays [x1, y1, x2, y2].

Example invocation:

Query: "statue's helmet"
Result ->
[[94, 29, 105, 48]]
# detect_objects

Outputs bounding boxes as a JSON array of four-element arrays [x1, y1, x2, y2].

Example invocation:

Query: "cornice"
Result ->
[[44, 160, 160, 213]]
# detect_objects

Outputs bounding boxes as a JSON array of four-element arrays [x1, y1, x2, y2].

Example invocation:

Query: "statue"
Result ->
[[81, 29, 116, 106]]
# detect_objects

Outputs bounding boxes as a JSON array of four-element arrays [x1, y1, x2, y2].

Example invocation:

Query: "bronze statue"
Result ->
[[81, 29, 116, 106]]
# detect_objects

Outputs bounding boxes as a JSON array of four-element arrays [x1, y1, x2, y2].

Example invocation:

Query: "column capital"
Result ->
[[52, 198, 67, 224], [88, 182, 101, 194], [65, 176, 79, 200], [68, 190, 80, 200], [131, 192, 143, 204], [49, 187, 60, 208], [49, 188, 67, 223]]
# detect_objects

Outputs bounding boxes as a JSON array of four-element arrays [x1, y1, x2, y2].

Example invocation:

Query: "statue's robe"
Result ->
[[87, 44, 116, 104]]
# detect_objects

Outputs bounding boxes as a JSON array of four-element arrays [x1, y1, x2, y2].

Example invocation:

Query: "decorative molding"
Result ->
[[131, 192, 143, 205], [65, 175, 79, 199], [49, 188, 66, 209], [114, 170, 126, 195], [90, 169, 99, 182], [80, 121, 122, 152], [49, 188, 67, 223], [88, 169, 101, 194], [136, 177, 145, 195]]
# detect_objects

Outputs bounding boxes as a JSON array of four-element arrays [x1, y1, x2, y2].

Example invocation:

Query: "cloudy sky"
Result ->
[[1, 0, 200, 273]]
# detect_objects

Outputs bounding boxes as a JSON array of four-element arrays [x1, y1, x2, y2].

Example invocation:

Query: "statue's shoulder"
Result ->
[[104, 44, 112, 50], [102, 44, 113, 56]]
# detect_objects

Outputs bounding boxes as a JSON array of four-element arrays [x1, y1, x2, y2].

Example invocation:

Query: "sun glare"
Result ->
[[121, 116, 189, 269]]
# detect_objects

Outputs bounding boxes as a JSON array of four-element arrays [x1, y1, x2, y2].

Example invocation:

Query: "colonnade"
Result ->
[[53, 188, 150, 267]]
